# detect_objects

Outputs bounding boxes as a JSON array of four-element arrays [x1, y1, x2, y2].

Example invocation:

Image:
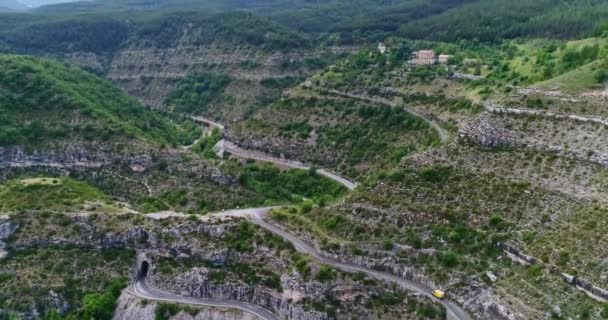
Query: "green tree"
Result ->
[[315, 265, 336, 282], [595, 69, 608, 84], [600, 303, 608, 318], [80, 278, 126, 320], [439, 251, 459, 268]]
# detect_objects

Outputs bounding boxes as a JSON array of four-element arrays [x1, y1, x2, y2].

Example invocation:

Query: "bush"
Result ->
[[155, 303, 180, 320], [293, 253, 311, 278], [594, 69, 608, 83], [192, 128, 222, 159], [323, 215, 343, 230], [528, 265, 543, 277], [439, 251, 459, 268], [80, 278, 126, 320], [420, 166, 451, 183], [601, 304, 608, 318], [383, 240, 394, 250], [226, 222, 255, 252], [301, 200, 314, 213], [315, 265, 336, 282]]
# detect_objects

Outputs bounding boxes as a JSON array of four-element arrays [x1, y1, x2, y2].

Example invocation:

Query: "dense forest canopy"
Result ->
[[0, 55, 200, 147], [1, 0, 607, 53], [0, 10, 310, 55]]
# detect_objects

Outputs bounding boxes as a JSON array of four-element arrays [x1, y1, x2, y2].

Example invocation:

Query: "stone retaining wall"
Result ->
[[501, 243, 608, 301]]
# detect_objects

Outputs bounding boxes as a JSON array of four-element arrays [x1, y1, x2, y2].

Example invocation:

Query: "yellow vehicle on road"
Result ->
[[432, 289, 445, 299]]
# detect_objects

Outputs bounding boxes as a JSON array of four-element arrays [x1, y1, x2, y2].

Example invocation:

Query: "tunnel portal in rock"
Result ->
[[139, 261, 149, 280]]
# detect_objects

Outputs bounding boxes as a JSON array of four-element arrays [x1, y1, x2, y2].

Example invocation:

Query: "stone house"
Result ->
[[409, 50, 436, 66], [378, 42, 387, 54]]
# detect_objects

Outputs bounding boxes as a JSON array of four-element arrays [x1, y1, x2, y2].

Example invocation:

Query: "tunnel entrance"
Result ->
[[139, 261, 149, 280]]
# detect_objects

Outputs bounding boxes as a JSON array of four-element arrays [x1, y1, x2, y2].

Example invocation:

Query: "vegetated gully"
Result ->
[[131, 117, 469, 320]]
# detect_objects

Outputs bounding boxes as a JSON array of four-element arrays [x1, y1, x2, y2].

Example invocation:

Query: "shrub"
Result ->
[[80, 278, 126, 320], [192, 128, 222, 159], [594, 69, 608, 83], [293, 254, 311, 278], [601, 304, 608, 318], [439, 251, 459, 268], [301, 200, 314, 213], [528, 265, 543, 277], [315, 265, 336, 282], [383, 240, 394, 250], [420, 166, 451, 183], [155, 303, 180, 320]]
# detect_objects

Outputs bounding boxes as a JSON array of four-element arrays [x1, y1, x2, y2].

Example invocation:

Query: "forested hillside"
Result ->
[[0, 11, 308, 57], [16, 0, 608, 43], [0, 55, 199, 148]]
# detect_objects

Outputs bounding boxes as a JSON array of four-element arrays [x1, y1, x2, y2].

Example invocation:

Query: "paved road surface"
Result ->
[[191, 116, 226, 131], [190, 116, 358, 190], [135, 208, 471, 320], [132, 267, 280, 320], [141, 114, 469, 319], [222, 140, 358, 190], [210, 207, 471, 320]]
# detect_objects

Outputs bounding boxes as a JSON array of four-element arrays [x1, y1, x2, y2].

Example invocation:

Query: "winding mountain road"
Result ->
[[190, 116, 226, 131], [138, 206, 471, 319], [211, 207, 471, 320], [132, 269, 280, 320], [190, 117, 358, 190], [132, 113, 470, 320]]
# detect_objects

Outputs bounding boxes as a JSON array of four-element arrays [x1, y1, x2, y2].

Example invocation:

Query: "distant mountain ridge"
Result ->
[[1, 0, 603, 44], [0, 0, 26, 10], [0, 0, 85, 10]]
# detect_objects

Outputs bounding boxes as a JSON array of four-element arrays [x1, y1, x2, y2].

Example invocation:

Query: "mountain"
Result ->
[[29, 0, 608, 42], [19, 0, 87, 7], [2, 2, 608, 320], [0, 54, 200, 150], [0, 0, 26, 11], [0, 11, 344, 114]]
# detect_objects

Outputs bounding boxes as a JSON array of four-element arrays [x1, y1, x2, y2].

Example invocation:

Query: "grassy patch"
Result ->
[[0, 177, 121, 213]]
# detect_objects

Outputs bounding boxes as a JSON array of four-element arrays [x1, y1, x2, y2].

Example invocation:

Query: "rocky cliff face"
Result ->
[[0, 215, 15, 258], [0, 145, 151, 170], [6, 211, 450, 320], [267, 214, 528, 320], [9, 213, 235, 260], [7, 213, 325, 319], [148, 267, 327, 320], [458, 112, 608, 168], [100, 45, 356, 108]]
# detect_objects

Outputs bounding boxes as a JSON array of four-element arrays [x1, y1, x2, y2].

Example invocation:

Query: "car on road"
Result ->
[[432, 289, 445, 299]]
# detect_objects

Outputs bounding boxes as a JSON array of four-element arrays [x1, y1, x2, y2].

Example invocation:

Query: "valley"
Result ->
[[1, 1, 608, 320]]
